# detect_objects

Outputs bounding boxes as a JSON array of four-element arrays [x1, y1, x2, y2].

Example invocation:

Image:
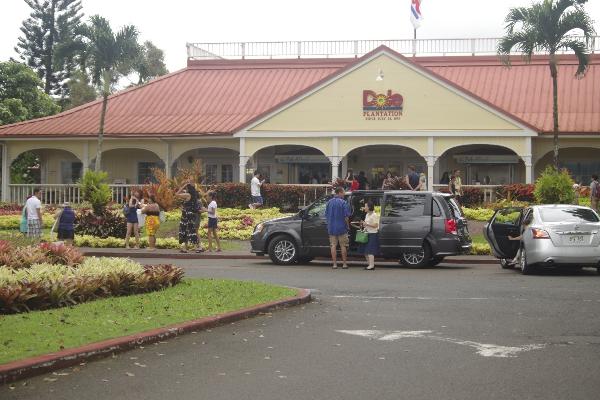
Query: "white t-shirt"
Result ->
[[251, 176, 262, 196], [25, 196, 42, 220], [208, 200, 217, 218], [363, 212, 380, 233]]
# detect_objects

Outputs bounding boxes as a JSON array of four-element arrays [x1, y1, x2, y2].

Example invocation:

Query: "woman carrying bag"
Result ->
[[353, 200, 380, 270]]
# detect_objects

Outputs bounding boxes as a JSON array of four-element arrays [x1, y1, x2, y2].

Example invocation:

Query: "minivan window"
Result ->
[[540, 207, 600, 223], [445, 197, 463, 219], [432, 199, 442, 217], [306, 195, 331, 218], [384, 194, 425, 217]]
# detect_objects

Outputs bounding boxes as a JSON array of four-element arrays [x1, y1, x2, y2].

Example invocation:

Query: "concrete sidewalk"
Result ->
[[79, 247, 497, 264]]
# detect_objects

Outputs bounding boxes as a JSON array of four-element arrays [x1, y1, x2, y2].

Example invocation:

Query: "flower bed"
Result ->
[[0, 241, 84, 269], [0, 257, 183, 314]]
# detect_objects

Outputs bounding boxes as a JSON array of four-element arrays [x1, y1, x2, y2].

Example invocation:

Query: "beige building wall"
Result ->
[[251, 53, 523, 133]]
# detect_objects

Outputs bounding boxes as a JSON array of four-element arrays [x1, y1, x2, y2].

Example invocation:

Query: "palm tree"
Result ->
[[498, 0, 595, 169], [79, 15, 139, 171]]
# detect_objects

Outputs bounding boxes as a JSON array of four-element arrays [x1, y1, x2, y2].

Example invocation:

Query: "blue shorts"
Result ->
[[208, 217, 218, 229], [252, 196, 263, 205]]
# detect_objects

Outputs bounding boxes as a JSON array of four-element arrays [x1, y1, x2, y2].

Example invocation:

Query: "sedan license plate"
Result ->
[[565, 235, 586, 245]]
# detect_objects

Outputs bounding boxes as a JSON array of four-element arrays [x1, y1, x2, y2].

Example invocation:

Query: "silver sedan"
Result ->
[[484, 205, 600, 274]]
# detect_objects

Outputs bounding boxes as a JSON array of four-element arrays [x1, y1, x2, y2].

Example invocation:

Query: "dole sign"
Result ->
[[363, 90, 403, 120]]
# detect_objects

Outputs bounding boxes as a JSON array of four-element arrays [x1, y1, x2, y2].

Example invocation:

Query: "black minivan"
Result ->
[[250, 190, 471, 267]]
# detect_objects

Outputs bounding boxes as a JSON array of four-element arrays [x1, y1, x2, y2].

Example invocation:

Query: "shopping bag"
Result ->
[[355, 230, 369, 244]]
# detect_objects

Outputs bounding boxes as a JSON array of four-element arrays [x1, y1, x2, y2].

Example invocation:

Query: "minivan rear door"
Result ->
[[380, 193, 431, 256]]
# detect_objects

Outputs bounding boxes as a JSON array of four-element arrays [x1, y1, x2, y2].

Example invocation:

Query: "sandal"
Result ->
[[195, 248, 205, 253]]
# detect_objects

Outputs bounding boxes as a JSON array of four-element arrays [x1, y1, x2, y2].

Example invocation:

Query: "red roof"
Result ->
[[0, 49, 598, 137]]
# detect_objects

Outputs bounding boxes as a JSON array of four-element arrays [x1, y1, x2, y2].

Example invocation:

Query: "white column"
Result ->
[[328, 156, 342, 181], [1, 144, 9, 202], [239, 156, 250, 183], [82, 142, 89, 173], [163, 141, 172, 178], [522, 156, 533, 184], [426, 156, 437, 191]]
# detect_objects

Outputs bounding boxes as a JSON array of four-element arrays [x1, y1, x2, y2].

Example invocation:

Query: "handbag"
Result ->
[[355, 229, 369, 244]]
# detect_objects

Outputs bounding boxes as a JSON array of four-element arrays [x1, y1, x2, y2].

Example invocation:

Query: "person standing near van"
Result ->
[[358, 201, 380, 270], [55, 202, 76, 246], [25, 188, 43, 239], [325, 187, 352, 269], [406, 165, 421, 191], [249, 171, 265, 209], [453, 169, 463, 202], [590, 174, 600, 211]]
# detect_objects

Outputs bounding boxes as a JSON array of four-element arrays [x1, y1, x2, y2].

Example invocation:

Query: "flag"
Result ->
[[410, 0, 423, 29]]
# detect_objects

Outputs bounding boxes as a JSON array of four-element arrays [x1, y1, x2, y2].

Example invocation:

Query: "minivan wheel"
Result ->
[[519, 249, 535, 275], [400, 244, 432, 268], [268, 235, 298, 265]]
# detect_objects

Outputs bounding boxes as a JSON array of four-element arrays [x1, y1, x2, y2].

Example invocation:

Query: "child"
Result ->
[[206, 191, 221, 252]]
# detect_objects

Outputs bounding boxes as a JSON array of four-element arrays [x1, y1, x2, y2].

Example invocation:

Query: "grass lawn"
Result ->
[[471, 233, 487, 246], [0, 278, 296, 365]]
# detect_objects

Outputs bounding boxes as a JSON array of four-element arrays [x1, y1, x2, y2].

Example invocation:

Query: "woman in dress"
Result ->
[[419, 172, 427, 191], [357, 201, 380, 271], [54, 202, 76, 246], [176, 182, 202, 253], [381, 171, 394, 190], [125, 190, 143, 249], [142, 195, 161, 251]]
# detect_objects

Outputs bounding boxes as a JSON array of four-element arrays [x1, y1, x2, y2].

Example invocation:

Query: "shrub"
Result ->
[[534, 166, 575, 204], [462, 208, 495, 222], [0, 258, 184, 313], [79, 170, 111, 215], [0, 214, 54, 229], [38, 242, 85, 266], [75, 209, 127, 239], [0, 242, 84, 269], [497, 184, 535, 202], [460, 187, 484, 207]]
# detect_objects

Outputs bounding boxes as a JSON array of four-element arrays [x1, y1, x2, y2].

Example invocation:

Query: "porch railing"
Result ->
[[187, 36, 599, 60]]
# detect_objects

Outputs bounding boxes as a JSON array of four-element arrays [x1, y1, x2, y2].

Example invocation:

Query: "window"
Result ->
[[540, 207, 599, 223], [138, 162, 159, 184], [61, 161, 82, 184], [221, 164, 233, 182], [432, 199, 442, 217], [205, 164, 217, 184], [384, 194, 425, 217], [445, 197, 463, 218], [307, 195, 331, 218]]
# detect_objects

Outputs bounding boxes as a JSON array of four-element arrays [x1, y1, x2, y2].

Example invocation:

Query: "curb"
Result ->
[[81, 250, 498, 265], [0, 288, 311, 385]]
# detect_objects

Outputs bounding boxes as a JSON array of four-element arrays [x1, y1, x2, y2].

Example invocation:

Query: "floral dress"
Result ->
[[179, 198, 199, 245]]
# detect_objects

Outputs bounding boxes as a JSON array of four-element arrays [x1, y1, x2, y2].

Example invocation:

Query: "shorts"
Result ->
[[329, 234, 349, 248], [208, 217, 218, 229], [27, 219, 42, 238], [252, 196, 263, 205], [57, 229, 74, 240]]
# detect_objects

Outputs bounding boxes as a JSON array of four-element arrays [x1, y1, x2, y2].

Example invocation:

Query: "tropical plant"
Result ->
[[79, 170, 111, 214], [498, 0, 596, 169], [15, 0, 83, 96], [77, 15, 140, 171], [133, 41, 168, 85], [534, 165, 575, 204], [9, 151, 41, 184]]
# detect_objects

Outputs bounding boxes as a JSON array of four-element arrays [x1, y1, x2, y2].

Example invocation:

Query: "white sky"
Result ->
[[1, 0, 599, 72]]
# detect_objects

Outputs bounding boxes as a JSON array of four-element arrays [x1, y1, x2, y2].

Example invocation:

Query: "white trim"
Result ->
[[534, 135, 600, 139], [0, 135, 236, 141], [1, 144, 8, 202], [235, 47, 538, 136], [332, 137, 339, 157], [427, 136, 434, 156], [237, 130, 537, 138]]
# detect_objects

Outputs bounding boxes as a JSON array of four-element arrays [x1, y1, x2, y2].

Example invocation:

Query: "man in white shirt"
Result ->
[[249, 171, 265, 209], [25, 188, 43, 239]]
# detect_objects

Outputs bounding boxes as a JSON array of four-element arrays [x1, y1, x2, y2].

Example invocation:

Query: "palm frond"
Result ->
[[503, 7, 531, 34], [558, 38, 590, 76], [556, 9, 596, 40]]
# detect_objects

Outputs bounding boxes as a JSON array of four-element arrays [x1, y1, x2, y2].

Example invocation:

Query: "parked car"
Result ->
[[484, 204, 600, 274], [251, 190, 471, 267]]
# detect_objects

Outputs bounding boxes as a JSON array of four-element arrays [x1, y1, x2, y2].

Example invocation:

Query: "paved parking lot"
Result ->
[[3, 258, 600, 400]]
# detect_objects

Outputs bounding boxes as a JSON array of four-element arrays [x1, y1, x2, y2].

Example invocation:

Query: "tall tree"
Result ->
[[78, 15, 140, 171], [498, 0, 595, 169], [134, 41, 168, 84], [0, 61, 60, 125], [65, 70, 97, 109], [15, 0, 83, 96]]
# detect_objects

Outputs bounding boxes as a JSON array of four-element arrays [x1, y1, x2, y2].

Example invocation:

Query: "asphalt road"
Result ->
[[3, 258, 600, 400]]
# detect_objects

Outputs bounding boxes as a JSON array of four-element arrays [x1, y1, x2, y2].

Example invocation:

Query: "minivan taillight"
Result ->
[[445, 219, 457, 235]]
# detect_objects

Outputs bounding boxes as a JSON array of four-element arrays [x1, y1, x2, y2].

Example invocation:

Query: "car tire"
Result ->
[[400, 244, 432, 268], [519, 249, 535, 275], [500, 258, 514, 269], [430, 256, 445, 266], [268, 235, 298, 265]]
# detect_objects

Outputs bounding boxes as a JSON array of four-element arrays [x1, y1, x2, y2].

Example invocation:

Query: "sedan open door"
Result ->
[[484, 207, 523, 260]]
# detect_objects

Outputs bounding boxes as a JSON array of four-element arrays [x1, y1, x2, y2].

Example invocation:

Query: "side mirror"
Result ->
[[299, 208, 308, 219]]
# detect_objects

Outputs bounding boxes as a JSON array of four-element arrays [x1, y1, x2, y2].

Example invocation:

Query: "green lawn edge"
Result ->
[[0, 278, 297, 365]]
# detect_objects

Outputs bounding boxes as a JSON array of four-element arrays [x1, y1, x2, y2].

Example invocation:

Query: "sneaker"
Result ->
[[332, 265, 338, 269], [342, 265, 349, 269]]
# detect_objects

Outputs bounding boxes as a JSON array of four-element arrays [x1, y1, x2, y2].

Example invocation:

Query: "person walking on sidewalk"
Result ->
[[325, 187, 352, 269], [206, 191, 222, 252], [356, 200, 380, 270], [25, 188, 43, 239], [590, 175, 599, 211], [249, 171, 265, 209]]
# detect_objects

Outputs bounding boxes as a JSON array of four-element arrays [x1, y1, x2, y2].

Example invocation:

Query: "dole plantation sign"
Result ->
[[363, 90, 404, 121]]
